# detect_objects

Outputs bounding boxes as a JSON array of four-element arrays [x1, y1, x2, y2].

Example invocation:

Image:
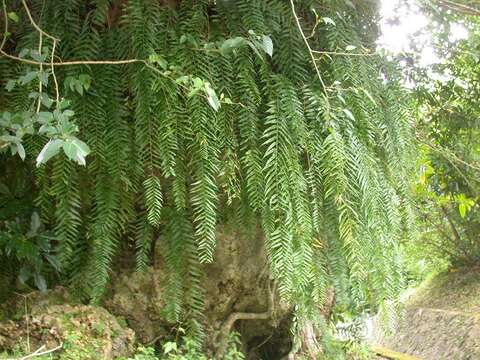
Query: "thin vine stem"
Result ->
[[21, 0, 59, 42], [290, 0, 330, 114], [313, 50, 377, 57]]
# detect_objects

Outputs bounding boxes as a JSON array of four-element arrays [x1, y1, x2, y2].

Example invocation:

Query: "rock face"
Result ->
[[0, 226, 296, 358], [106, 225, 293, 358], [0, 288, 135, 359]]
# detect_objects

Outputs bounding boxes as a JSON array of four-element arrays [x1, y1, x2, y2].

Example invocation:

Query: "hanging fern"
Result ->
[[0, 0, 413, 348]]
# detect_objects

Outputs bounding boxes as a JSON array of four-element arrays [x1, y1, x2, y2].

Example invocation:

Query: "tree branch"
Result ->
[[215, 280, 276, 358], [436, 0, 480, 16], [19, 342, 63, 360]]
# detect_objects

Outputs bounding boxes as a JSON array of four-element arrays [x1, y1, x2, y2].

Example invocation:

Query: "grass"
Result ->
[[406, 265, 480, 312]]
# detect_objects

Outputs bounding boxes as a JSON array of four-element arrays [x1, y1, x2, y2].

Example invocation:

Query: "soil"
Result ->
[[374, 267, 480, 360]]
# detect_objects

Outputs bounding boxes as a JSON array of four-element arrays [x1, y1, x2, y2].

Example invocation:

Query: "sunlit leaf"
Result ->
[[36, 139, 64, 166]]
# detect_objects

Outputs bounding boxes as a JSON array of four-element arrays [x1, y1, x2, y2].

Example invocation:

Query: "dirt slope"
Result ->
[[378, 267, 480, 359]]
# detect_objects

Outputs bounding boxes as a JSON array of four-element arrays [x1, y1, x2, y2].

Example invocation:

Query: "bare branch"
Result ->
[[19, 342, 63, 360]]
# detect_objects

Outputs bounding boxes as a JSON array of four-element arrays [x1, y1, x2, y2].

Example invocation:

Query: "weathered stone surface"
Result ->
[[0, 289, 135, 359], [105, 225, 293, 358]]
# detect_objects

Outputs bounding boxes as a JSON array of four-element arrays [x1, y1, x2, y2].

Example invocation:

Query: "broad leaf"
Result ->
[[36, 139, 64, 166], [16, 143, 26, 160], [342, 108, 355, 121], [5, 80, 15, 92], [62, 138, 90, 166], [220, 37, 247, 55], [204, 85, 220, 111], [261, 35, 274, 57]]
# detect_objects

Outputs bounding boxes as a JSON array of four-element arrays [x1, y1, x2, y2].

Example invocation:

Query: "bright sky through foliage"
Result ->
[[378, 0, 469, 66]]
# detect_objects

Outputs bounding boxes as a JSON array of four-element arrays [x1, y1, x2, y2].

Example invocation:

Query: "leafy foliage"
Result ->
[[406, 2, 480, 268], [0, 211, 59, 291], [0, 0, 412, 348]]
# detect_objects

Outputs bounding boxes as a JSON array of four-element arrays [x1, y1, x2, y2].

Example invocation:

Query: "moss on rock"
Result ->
[[0, 289, 135, 359]]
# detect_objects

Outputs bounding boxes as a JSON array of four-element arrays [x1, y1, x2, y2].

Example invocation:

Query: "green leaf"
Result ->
[[18, 48, 30, 58], [5, 80, 16, 92], [220, 36, 247, 55], [16, 143, 26, 160], [36, 139, 64, 166], [0, 134, 18, 143], [163, 341, 177, 354], [34, 273, 47, 292], [20, 71, 38, 85], [39, 72, 49, 86], [41, 94, 53, 108], [143, 175, 163, 227], [63, 109, 75, 118], [75, 83, 83, 95], [61, 138, 90, 166], [38, 124, 56, 135], [148, 54, 168, 70], [58, 99, 71, 110], [204, 84, 220, 111], [261, 35, 274, 57], [8, 12, 19, 23], [192, 77, 204, 89], [18, 267, 31, 283], [62, 141, 77, 162], [72, 138, 91, 163], [37, 112, 53, 123], [78, 74, 91, 89], [322, 17, 336, 26], [345, 45, 357, 51], [44, 254, 61, 272], [362, 88, 376, 105], [30, 212, 41, 235], [342, 108, 355, 121], [30, 50, 46, 63], [459, 203, 467, 218]]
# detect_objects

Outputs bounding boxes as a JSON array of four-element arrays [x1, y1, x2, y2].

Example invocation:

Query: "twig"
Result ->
[[0, 51, 146, 66], [18, 342, 63, 360], [21, 294, 31, 353], [21, 0, 60, 106], [436, 0, 480, 16], [313, 50, 377, 57], [20, 0, 59, 42], [0, 0, 8, 52], [419, 138, 480, 172], [50, 39, 59, 104], [290, 0, 330, 114], [36, 33, 43, 112]]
